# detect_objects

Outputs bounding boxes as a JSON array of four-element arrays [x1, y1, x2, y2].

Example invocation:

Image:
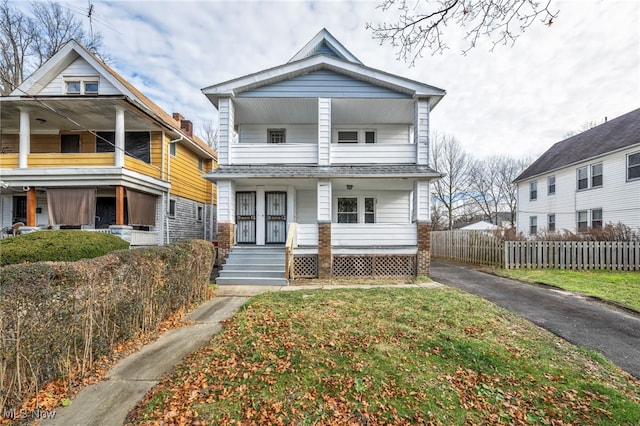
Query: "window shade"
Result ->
[[46, 188, 96, 226], [126, 189, 156, 225]]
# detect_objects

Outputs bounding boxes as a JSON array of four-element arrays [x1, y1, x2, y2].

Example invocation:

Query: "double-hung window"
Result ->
[[577, 210, 588, 231], [577, 163, 603, 190], [529, 216, 537, 234], [577, 167, 588, 190], [628, 152, 640, 181], [547, 214, 556, 232], [591, 208, 603, 229], [591, 163, 603, 187], [547, 176, 556, 195], [529, 181, 537, 201]]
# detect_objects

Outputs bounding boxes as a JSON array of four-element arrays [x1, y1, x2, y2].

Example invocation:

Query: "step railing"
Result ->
[[285, 223, 297, 280]]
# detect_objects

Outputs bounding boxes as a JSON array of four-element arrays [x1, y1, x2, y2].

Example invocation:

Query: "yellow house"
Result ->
[[0, 40, 217, 245]]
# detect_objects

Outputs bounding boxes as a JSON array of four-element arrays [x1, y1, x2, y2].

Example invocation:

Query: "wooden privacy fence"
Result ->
[[504, 240, 640, 271], [431, 231, 504, 267], [431, 231, 640, 270]]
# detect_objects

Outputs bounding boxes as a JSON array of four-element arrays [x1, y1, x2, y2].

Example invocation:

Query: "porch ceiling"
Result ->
[[0, 98, 165, 133], [232, 98, 415, 124]]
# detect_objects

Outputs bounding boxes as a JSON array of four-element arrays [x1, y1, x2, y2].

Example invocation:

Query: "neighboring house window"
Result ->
[[268, 129, 286, 144], [197, 206, 203, 221], [96, 131, 151, 163], [548, 214, 556, 232], [169, 199, 176, 218], [591, 163, 603, 188], [364, 197, 375, 223], [529, 216, 537, 234], [365, 131, 376, 144], [198, 158, 204, 171], [577, 166, 588, 190], [577, 210, 588, 231], [169, 142, 177, 157], [628, 152, 640, 181], [529, 181, 537, 201], [337, 197, 358, 223], [591, 208, 603, 229], [61, 134, 80, 153], [337, 131, 359, 143], [547, 176, 556, 195], [65, 78, 98, 95]]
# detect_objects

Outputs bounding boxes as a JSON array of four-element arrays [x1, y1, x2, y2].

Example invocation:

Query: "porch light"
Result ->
[[346, 185, 353, 190], [35, 118, 46, 124]]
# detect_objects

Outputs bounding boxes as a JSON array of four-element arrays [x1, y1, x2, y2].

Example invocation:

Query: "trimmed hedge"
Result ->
[[0, 240, 215, 409], [0, 230, 130, 266]]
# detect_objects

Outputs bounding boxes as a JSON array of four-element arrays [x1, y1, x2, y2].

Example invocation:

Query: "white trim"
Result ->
[[289, 28, 362, 64]]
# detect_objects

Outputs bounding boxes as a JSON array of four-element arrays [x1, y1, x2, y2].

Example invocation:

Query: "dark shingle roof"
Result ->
[[205, 164, 441, 180], [515, 107, 640, 182]]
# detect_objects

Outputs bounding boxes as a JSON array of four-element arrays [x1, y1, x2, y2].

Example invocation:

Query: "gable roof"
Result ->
[[202, 29, 446, 109], [11, 39, 216, 159], [515, 107, 640, 182]]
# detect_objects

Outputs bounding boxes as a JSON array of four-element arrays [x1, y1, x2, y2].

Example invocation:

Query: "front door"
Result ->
[[236, 192, 256, 244], [265, 192, 286, 244]]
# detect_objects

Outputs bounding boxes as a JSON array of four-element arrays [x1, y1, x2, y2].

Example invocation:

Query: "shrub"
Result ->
[[0, 230, 130, 266], [0, 240, 215, 410]]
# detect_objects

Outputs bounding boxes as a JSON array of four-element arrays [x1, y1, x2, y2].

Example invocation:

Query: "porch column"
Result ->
[[217, 180, 235, 264], [26, 187, 36, 226], [115, 107, 125, 167], [414, 180, 432, 276], [116, 185, 125, 225], [318, 98, 331, 166], [417, 222, 432, 276], [317, 179, 332, 278], [414, 99, 430, 166], [18, 108, 31, 168]]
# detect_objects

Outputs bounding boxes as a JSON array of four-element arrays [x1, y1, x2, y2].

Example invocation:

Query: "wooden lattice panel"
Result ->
[[294, 255, 318, 278], [333, 255, 416, 277]]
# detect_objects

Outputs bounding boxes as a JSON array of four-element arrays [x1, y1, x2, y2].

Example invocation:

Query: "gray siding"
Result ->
[[238, 70, 411, 99], [168, 195, 213, 242]]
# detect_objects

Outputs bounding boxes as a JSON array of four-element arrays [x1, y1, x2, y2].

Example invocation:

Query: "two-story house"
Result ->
[[514, 107, 640, 236], [203, 29, 446, 283], [0, 40, 217, 245]]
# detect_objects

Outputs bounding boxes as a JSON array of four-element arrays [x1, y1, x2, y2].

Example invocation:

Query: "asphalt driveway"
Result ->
[[430, 261, 640, 379]]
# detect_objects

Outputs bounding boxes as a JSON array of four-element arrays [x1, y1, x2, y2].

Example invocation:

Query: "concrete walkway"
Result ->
[[42, 283, 438, 426], [430, 261, 640, 379]]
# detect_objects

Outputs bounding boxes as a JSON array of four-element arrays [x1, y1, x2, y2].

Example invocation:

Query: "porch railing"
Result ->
[[332, 223, 417, 246], [285, 222, 297, 280]]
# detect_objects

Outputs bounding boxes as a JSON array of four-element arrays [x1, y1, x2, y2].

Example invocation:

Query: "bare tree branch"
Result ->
[[367, 0, 559, 64]]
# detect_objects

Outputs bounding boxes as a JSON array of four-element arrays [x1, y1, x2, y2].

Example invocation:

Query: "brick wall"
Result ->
[[318, 222, 332, 278], [217, 222, 234, 265], [417, 221, 432, 276]]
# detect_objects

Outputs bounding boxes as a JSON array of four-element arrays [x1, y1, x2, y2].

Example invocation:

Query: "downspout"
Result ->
[[167, 135, 184, 244]]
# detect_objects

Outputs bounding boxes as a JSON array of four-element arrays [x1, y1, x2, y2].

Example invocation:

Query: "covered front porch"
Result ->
[[214, 175, 433, 278]]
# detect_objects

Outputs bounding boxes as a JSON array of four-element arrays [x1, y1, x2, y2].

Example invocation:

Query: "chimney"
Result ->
[[172, 112, 193, 137]]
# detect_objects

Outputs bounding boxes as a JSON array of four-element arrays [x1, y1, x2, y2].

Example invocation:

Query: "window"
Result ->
[[197, 206, 203, 221], [96, 131, 151, 163], [591, 163, 603, 187], [337, 197, 358, 223], [529, 181, 537, 201], [65, 81, 81, 94], [547, 176, 556, 195], [577, 210, 588, 231], [268, 129, 286, 144], [169, 199, 176, 218], [365, 131, 376, 144], [169, 142, 177, 157], [547, 214, 556, 232], [529, 216, 537, 234], [591, 208, 603, 229], [628, 152, 640, 181], [577, 167, 588, 190], [64, 78, 98, 95], [198, 158, 204, 171], [364, 197, 375, 223], [337, 131, 359, 143], [61, 134, 80, 153]]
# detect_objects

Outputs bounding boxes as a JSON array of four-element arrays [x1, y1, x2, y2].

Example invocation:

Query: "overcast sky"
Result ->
[[23, 0, 640, 160]]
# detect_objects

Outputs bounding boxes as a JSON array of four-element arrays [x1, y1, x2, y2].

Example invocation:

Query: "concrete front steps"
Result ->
[[216, 246, 288, 286]]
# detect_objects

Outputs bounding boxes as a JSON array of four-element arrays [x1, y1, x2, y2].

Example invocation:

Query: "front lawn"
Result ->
[[494, 269, 640, 312], [130, 288, 640, 425]]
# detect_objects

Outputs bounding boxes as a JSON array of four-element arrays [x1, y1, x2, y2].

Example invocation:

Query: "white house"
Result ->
[[514, 107, 640, 236], [202, 29, 446, 282]]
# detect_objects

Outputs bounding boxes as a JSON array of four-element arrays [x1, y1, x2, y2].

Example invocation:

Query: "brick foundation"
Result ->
[[217, 222, 235, 265], [417, 221, 432, 276], [318, 222, 332, 278]]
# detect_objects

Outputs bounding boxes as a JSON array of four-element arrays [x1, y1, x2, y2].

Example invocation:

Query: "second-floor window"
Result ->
[[529, 181, 537, 201], [591, 163, 603, 187], [547, 214, 556, 232], [61, 134, 80, 153], [97, 131, 151, 164], [268, 129, 286, 144], [547, 176, 556, 195], [628, 152, 640, 181], [169, 143, 177, 157], [577, 163, 603, 190], [577, 167, 588, 190], [337, 131, 359, 144]]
